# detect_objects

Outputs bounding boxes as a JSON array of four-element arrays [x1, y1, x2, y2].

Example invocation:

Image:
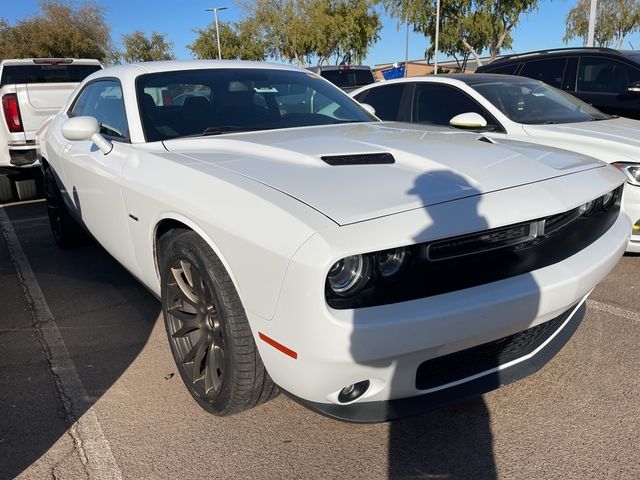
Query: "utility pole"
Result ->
[[587, 0, 597, 47], [205, 6, 227, 60]]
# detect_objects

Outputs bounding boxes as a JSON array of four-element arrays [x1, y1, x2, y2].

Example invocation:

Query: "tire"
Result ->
[[43, 167, 85, 249], [159, 230, 278, 415]]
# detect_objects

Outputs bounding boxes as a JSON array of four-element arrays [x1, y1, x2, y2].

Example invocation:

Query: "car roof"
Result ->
[[354, 73, 538, 89], [0, 58, 102, 66], [92, 60, 303, 78], [307, 65, 371, 71], [482, 47, 640, 67]]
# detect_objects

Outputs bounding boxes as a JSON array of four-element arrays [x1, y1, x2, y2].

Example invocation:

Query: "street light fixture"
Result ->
[[205, 6, 228, 60]]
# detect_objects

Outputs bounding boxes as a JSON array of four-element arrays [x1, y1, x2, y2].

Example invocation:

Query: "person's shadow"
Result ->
[[350, 170, 542, 479]]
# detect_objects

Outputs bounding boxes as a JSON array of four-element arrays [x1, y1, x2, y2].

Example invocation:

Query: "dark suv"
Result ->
[[476, 47, 640, 119], [306, 65, 375, 93]]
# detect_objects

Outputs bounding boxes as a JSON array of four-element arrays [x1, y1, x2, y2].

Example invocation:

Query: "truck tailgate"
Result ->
[[19, 83, 77, 136]]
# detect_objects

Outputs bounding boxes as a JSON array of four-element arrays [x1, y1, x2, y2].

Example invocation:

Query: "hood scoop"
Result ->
[[321, 152, 395, 166]]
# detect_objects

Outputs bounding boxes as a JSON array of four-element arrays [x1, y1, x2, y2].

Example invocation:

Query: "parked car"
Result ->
[[0, 58, 102, 169], [351, 74, 640, 252], [475, 47, 640, 119], [37, 61, 629, 422], [307, 65, 375, 92]]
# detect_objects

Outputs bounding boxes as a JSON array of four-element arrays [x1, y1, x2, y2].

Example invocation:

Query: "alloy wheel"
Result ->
[[165, 258, 225, 400]]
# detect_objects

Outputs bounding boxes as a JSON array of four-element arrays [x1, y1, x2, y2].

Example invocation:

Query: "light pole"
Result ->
[[587, 0, 597, 47], [205, 6, 227, 60], [405, 22, 409, 77], [434, 0, 440, 75]]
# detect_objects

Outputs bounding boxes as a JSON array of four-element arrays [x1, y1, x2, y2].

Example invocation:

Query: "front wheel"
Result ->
[[159, 230, 278, 415]]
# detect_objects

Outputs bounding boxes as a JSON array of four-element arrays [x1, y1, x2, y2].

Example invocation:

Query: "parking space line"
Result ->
[[587, 299, 640, 324], [0, 207, 123, 480]]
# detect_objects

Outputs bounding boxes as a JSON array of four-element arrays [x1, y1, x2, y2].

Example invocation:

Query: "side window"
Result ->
[[353, 84, 405, 121], [71, 80, 128, 140], [519, 58, 567, 88], [577, 56, 640, 94], [413, 84, 494, 127], [483, 63, 520, 75]]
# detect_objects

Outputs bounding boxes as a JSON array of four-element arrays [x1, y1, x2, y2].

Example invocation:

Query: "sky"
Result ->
[[4, 0, 640, 66]]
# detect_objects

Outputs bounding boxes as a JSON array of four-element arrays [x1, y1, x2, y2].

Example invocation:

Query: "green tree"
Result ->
[[246, 0, 381, 67], [381, 0, 538, 67], [564, 0, 640, 48], [0, 1, 111, 61], [118, 31, 175, 63], [189, 20, 267, 61]]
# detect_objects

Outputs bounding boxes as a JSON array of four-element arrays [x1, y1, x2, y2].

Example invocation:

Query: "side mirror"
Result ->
[[449, 112, 488, 130], [61, 116, 112, 154], [627, 82, 640, 96], [360, 103, 376, 116]]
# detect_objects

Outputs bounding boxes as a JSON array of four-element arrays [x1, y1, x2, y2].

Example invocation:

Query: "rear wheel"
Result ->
[[43, 167, 84, 249], [159, 230, 278, 415]]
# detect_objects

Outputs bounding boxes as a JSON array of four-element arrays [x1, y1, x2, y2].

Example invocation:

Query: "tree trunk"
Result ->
[[462, 39, 482, 67], [490, 27, 511, 62]]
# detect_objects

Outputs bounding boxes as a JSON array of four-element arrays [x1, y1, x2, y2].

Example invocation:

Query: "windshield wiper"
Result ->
[[201, 126, 247, 136]]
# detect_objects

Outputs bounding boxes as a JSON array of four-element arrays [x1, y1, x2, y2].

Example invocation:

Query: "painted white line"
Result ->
[[0, 198, 45, 207], [0, 208, 123, 480], [587, 299, 640, 324]]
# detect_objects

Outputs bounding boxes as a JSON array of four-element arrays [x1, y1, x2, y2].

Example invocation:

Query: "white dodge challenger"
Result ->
[[37, 61, 630, 422]]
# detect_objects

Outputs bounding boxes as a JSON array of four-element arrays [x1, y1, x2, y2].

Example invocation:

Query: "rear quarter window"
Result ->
[[0, 64, 102, 85]]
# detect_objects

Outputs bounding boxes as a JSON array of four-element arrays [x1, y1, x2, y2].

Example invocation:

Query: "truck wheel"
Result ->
[[43, 167, 84, 249], [160, 230, 278, 415]]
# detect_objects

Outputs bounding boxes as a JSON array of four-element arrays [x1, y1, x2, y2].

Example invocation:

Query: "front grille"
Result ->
[[415, 308, 571, 390]]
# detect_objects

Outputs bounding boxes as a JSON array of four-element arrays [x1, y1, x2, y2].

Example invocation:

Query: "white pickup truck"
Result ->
[[0, 58, 102, 169]]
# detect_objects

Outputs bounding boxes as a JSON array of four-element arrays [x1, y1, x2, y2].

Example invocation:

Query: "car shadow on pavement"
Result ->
[[0, 201, 159, 479], [349, 171, 542, 479]]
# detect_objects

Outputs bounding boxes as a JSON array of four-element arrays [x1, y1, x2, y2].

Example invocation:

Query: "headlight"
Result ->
[[612, 162, 640, 186], [376, 247, 409, 279], [327, 255, 371, 297], [601, 190, 616, 210], [579, 199, 597, 216]]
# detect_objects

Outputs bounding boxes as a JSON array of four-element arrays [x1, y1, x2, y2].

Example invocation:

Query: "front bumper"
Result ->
[[288, 301, 585, 423], [622, 183, 640, 253]]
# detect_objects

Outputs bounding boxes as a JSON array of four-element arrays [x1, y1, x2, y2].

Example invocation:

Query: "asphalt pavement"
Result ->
[[1, 199, 639, 480]]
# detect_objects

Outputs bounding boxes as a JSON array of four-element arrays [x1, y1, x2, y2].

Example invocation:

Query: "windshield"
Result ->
[[472, 79, 612, 124], [136, 68, 376, 141]]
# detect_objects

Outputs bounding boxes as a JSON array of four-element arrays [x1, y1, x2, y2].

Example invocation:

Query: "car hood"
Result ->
[[522, 117, 640, 162], [163, 122, 604, 225]]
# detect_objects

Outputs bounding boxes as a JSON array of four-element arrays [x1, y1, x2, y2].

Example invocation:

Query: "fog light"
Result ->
[[338, 380, 370, 403]]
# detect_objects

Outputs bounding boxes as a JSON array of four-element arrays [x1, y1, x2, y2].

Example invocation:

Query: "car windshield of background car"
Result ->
[[472, 80, 612, 125]]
